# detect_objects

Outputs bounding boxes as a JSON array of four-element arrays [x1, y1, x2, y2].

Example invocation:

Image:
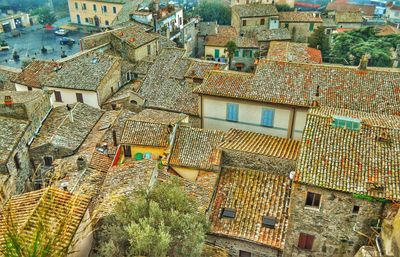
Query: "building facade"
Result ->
[[278, 12, 323, 42], [231, 4, 279, 33], [68, 0, 125, 27]]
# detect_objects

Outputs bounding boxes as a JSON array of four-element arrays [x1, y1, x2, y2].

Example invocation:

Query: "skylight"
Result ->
[[332, 116, 361, 131]]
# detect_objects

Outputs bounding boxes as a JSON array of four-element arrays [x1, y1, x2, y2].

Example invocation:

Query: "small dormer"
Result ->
[[220, 208, 236, 219], [262, 216, 276, 229]]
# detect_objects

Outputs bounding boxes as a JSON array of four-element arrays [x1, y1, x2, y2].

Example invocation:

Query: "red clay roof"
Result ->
[[326, 2, 375, 16], [13, 60, 56, 88]]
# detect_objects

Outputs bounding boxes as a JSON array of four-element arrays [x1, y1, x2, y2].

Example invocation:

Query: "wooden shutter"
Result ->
[[76, 93, 84, 103], [298, 233, 307, 249], [305, 234, 315, 249], [261, 109, 274, 127], [54, 91, 62, 102]]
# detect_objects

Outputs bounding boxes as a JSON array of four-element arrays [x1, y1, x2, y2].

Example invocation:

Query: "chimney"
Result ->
[[112, 129, 118, 147], [76, 156, 87, 172], [4, 95, 12, 105], [358, 54, 369, 70], [311, 85, 320, 107], [66, 104, 74, 122]]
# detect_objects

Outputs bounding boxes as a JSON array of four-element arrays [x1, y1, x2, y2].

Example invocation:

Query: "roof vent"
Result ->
[[262, 216, 276, 229], [220, 208, 236, 219], [332, 116, 361, 131]]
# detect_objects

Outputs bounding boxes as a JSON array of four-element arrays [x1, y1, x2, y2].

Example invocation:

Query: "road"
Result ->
[[0, 17, 90, 68]]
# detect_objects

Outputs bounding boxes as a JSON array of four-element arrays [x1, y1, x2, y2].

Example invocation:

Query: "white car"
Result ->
[[55, 29, 68, 36]]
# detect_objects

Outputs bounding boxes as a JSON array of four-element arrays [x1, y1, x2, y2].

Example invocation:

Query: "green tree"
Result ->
[[32, 8, 57, 25], [95, 180, 209, 257], [225, 40, 237, 70], [275, 4, 294, 11], [308, 26, 330, 60], [195, 0, 231, 25], [330, 26, 400, 67]]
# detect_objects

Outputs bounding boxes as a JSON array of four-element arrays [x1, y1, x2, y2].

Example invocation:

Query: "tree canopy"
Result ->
[[31, 8, 57, 25], [195, 0, 231, 25], [330, 26, 400, 67], [225, 40, 237, 69], [308, 26, 330, 61], [94, 180, 209, 257]]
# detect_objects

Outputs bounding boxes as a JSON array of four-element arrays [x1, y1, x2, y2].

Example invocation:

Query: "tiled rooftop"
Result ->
[[278, 11, 323, 23], [0, 65, 20, 90], [265, 41, 322, 64], [184, 60, 226, 79], [220, 129, 300, 161], [0, 187, 90, 252], [43, 53, 119, 91], [131, 109, 188, 125], [335, 12, 364, 23], [111, 25, 158, 48], [13, 60, 55, 88], [139, 48, 223, 115], [169, 127, 225, 170], [195, 60, 400, 115], [31, 103, 103, 152], [0, 116, 28, 166], [295, 107, 400, 201], [198, 21, 218, 36], [120, 120, 171, 147], [254, 28, 291, 42], [377, 25, 400, 36], [326, 2, 376, 16], [232, 3, 278, 17], [0, 90, 46, 104], [210, 167, 290, 249]]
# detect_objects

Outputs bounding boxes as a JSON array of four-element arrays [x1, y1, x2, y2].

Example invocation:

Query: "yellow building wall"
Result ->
[[130, 145, 166, 160], [171, 166, 200, 182], [205, 45, 227, 59], [68, 0, 124, 27]]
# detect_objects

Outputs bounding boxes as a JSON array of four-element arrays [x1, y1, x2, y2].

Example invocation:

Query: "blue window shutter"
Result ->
[[261, 109, 274, 127], [227, 103, 238, 122]]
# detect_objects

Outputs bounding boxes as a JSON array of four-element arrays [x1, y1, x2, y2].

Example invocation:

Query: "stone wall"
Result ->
[[81, 31, 112, 51], [207, 234, 281, 257], [221, 150, 295, 176], [283, 183, 386, 257], [97, 59, 122, 105], [381, 206, 400, 257]]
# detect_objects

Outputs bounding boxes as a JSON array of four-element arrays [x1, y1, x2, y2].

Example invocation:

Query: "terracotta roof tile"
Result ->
[[254, 28, 291, 42], [377, 25, 400, 36], [120, 120, 171, 147], [220, 129, 300, 160], [210, 167, 290, 249], [326, 2, 376, 16], [265, 41, 322, 64], [335, 11, 364, 23], [13, 60, 55, 88], [0, 187, 90, 251], [279, 11, 323, 23], [111, 25, 158, 48], [295, 107, 400, 201], [232, 4, 278, 17], [195, 60, 400, 115], [169, 127, 225, 170], [89, 151, 112, 173], [0, 117, 29, 167], [131, 109, 188, 125]]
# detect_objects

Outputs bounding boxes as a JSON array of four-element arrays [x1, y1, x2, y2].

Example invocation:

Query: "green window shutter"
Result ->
[[234, 50, 239, 57], [309, 23, 314, 31]]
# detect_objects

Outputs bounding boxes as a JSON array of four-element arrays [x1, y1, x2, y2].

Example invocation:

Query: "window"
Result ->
[[260, 18, 265, 25], [239, 251, 251, 257], [85, 17, 89, 23], [332, 116, 361, 131], [261, 108, 274, 127], [298, 233, 315, 250], [262, 216, 276, 229], [88, 17, 94, 24], [127, 71, 132, 81], [82, 3, 87, 10], [27, 86, 32, 91], [220, 208, 236, 218], [54, 91, 62, 102], [234, 50, 239, 57], [242, 19, 247, 26], [352, 205, 360, 214], [14, 153, 20, 170], [102, 5, 107, 13], [74, 2, 78, 9], [243, 49, 252, 58], [305, 192, 321, 208], [285, 22, 289, 28], [147, 45, 151, 55], [309, 23, 314, 31], [93, 4, 97, 11], [105, 20, 109, 26], [226, 103, 239, 122], [113, 6, 117, 13], [76, 93, 84, 103], [43, 156, 53, 166]]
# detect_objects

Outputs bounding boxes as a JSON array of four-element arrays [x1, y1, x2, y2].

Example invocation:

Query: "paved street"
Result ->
[[0, 18, 90, 68]]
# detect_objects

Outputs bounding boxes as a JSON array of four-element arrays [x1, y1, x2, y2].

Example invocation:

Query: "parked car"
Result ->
[[0, 40, 9, 51], [55, 29, 68, 36], [60, 37, 75, 46]]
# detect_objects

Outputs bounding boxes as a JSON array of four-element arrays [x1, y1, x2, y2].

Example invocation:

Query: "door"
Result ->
[[214, 49, 220, 58], [94, 15, 100, 27], [76, 14, 81, 24]]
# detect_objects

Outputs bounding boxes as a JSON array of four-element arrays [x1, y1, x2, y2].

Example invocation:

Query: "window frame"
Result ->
[[76, 93, 84, 103], [242, 19, 247, 26], [261, 108, 275, 127], [260, 18, 265, 25], [298, 232, 315, 250], [93, 4, 97, 11], [305, 192, 321, 208], [54, 91, 62, 102], [102, 5, 107, 13], [82, 3, 87, 10], [226, 103, 239, 122], [112, 6, 117, 14], [74, 2, 79, 9]]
